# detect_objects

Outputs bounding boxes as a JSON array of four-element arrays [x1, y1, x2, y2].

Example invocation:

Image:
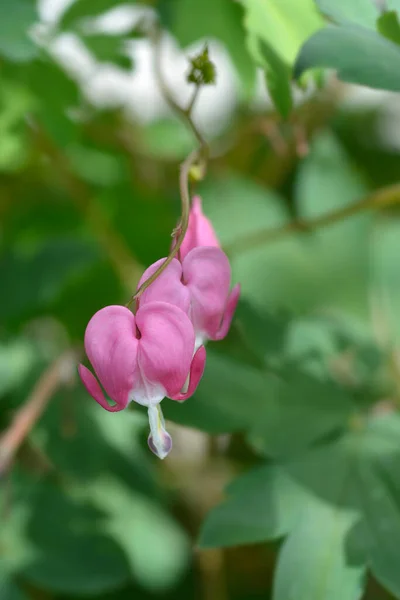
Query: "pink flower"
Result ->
[[138, 248, 240, 348], [78, 303, 206, 459], [174, 196, 220, 260]]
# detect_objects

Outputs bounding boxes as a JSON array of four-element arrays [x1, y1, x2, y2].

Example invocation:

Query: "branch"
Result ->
[[225, 182, 400, 256], [0, 350, 78, 476]]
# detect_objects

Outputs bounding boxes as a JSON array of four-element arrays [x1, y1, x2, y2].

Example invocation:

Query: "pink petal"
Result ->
[[169, 345, 206, 402], [175, 196, 220, 261], [182, 247, 232, 340], [137, 258, 190, 314], [84, 305, 138, 409], [78, 364, 126, 412], [136, 301, 196, 400], [215, 283, 241, 341]]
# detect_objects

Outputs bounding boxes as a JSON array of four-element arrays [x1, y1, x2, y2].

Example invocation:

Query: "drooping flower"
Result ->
[[78, 303, 206, 459], [174, 196, 220, 260], [137, 248, 240, 349]]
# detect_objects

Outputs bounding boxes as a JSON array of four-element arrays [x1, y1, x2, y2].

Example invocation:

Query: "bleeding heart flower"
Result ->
[[78, 303, 206, 459], [138, 248, 240, 349], [173, 196, 220, 260]]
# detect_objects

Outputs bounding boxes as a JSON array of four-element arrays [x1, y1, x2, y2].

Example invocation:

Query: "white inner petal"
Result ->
[[130, 353, 166, 406], [195, 332, 207, 352]]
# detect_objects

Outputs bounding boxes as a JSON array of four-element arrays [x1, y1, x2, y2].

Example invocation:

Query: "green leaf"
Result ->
[[59, 0, 127, 30], [295, 131, 371, 318], [0, 339, 36, 399], [199, 464, 310, 548], [259, 40, 293, 119], [77, 477, 190, 591], [0, 576, 28, 600], [202, 169, 370, 319], [239, 0, 323, 66], [66, 144, 124, 186], [160, 0, 256, 97], [140, 118, 195, 161], [0, 238, 99, 322], [22, 482, 131, 595], [163, 349, 273, 433], [248, 365, 354, 458], [377, 10, 400, 45], [273, 499, 365, 600], [371, 217, 400, 346], [0, 0, 38, 62], [15, 58, 81, 145], [201, 175, 311, 313], [82, 33, 132, 69], [316, 0, 379, 28], [350, 414, 400, 598], [294, 24, 400, 92]]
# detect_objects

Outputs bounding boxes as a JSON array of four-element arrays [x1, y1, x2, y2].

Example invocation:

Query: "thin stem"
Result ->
[[0, 350, 77, 476], [152, 26, 209, 158], [127, 27, 210, 305], [130, 149, 199, 302], [226, 182, 400, 256], [186, 83, 201, 117]]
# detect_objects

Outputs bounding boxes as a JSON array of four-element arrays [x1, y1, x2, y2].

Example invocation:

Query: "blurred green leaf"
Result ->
[[273, 499, 365, 600], [201, 175, 310, 313], [377, 10, 400, 45], [78, 477, 190, 591], [295, 131, 371, 318], [248, 365, 354, 458], [82, 33, 133, 69], [294, 24, 400, 91], [0, 79, 33, 172], [199, 464, 310, 548], [0, 0, 38, 62], [202, 163, 370, 320], [141, 118, 194, 160], [66, 144, 125, 186], [163, 349, 273, 433], [51, 261, 124, 339], [200, 413, 400, 598], [259, 40, 293, 119], [316, 0, 379, 28], [371, 217, 400, 346], [0, 339, 36, 399], [0, 575, 28, 600], [22, 482, 131, 594], [239, 0, 323, 67], [161, 0, 256, 96], [14, 58, 81, 145], [59, 0, 128, 30], [0, 238, 100, 322]]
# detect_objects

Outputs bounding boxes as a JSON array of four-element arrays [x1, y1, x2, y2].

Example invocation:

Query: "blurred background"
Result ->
[[2, 0, 400, 599]]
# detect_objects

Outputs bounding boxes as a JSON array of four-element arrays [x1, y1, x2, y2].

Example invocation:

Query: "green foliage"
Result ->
[[377, 10, 400, 45], [295, 24, 400, 91], [0, 0, 38, 63], [315, 0, 379, 28], [59, 0, 128, 31], [81, 33, 133, 70], [159, 0, 256, 96], [200, 414, 400, 598], [259, 41, 293, 119], [3, 0, 400, 599]]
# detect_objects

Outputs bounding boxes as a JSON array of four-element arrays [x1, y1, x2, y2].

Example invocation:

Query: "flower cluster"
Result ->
[[78, 197, 240, 459]]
